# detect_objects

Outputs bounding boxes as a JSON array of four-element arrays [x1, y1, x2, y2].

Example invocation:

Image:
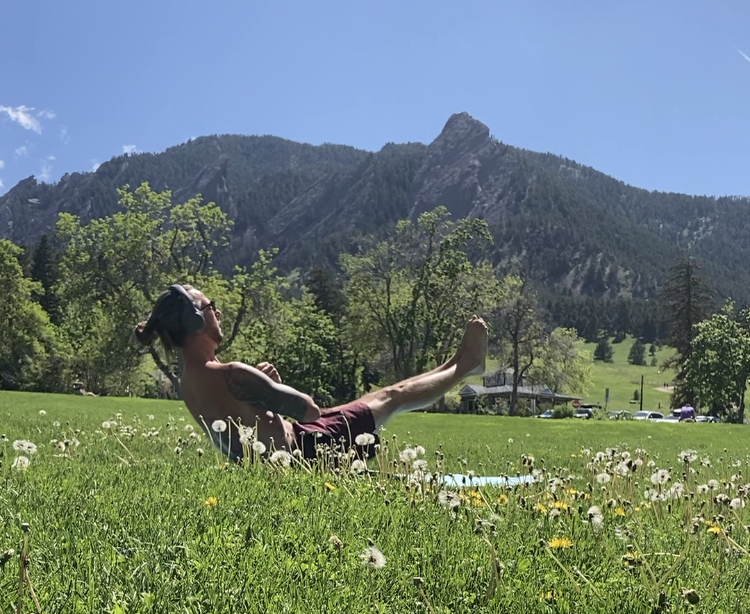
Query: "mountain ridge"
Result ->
[[2, 113, 748, 302]]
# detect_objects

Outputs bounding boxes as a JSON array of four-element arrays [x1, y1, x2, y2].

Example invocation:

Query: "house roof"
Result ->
[[458, 384, 583, 402]]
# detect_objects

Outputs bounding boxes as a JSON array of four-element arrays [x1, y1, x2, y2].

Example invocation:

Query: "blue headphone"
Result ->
[[168, 284, 206, 334]]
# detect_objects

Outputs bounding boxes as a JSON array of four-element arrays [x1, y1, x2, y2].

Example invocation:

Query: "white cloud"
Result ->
[[91, 159, 100, 172], [37, 156, 54, 182], [122, 144, 137, 154], [14, 145, 28, 157], [38, 110, 56, 120], [0, 179, 3, 189], [0, 159, 4, 169], [60, 126, 69, 143], [0, 105, 42, 133]]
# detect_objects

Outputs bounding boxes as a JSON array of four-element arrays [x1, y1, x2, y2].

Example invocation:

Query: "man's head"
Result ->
[[134, 284, 223, 353]]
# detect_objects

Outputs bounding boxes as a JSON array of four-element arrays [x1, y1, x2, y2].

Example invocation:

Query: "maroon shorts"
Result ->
[[292, 401, 380, 460]]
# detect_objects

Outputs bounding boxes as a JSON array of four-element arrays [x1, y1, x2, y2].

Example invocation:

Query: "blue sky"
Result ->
[[2, 0, 750, 197]]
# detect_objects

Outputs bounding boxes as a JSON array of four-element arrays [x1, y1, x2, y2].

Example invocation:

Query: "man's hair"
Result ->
[[134, 284, 197, 354]]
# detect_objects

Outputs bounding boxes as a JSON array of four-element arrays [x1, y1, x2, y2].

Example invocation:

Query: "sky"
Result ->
[[3, 1, 750, 197]]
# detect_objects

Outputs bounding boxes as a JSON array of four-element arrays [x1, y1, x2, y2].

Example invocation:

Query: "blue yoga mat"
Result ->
[[440, 474, 535, 488]]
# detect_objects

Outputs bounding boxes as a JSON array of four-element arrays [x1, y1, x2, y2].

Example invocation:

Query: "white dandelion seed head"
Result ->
[[697, 484, 710, 494], [412, 459, 428, 472], [415, 445, 426, 456], [269, 450, 292, 467], [251, 441, 267, 455], [615, 462, 630, 478], [211, 420, 227, 433], [360, 546, 386, 569], [508, 438, 514, 444], [355, 433, 376, 446], [595, 451, 607, 463], [708, 479, 720, 490], [596, 473, 611, 484], [52, 421, 60, 427], [438, 490, 461, 509], [12, 456, 30, 470], [668, 482, 684, 499], [634, 458, 644, 468], [400, 447, 417, 463], [731, 497, 745, 511], [148, 414, 155, 420], [549, 508, 561, 519], [101, 421, 112, 430], [12, 440, 37, 455], [351, 459, 367, 474], [38, 410, 46, 416], [651, 470, 670, 486], [647, 460, 656, 468], [680, 450, 698, 464], [184, 424, 194, 433], [620, 451, 631, 461]]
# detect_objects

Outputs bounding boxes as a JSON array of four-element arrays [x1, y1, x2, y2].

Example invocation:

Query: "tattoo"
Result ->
[[223, 367, 308, 421]]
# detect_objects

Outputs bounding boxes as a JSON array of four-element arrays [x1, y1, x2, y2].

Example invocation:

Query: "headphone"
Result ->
[[168, 284, 206, 335]]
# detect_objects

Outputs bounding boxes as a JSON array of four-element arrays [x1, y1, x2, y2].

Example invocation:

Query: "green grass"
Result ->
[[3, 391, 750, 613]]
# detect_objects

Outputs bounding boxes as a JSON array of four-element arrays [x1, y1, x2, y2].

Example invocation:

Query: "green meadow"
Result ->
[[3, 390, 750, 613]]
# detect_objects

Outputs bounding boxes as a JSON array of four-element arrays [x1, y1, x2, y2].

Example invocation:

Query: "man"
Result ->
[[135, 284, 487, 461]]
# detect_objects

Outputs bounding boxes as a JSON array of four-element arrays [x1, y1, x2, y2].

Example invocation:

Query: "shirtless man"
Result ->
[[135, 284, 487, 461]]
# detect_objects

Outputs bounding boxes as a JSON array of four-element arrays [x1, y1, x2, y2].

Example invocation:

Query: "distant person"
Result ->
[[679, 404, 696, 422], [134, 284, 487, 461], [73, 381, 97, 397]]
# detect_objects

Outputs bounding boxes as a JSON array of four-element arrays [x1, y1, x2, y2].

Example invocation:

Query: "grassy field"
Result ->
[[3, 391, 750, 613]]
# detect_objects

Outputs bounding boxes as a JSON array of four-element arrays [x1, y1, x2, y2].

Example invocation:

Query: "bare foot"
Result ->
[[455, 316, 488, 377]]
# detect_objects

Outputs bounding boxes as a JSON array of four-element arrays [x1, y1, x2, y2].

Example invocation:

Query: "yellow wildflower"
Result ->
[[615, 507, 626, 516], [497, 494, 509, 505], [548, 537, 573, 549], [553, 501, 569, 511], [204, 496, 218, 507], [325, 482, 337, 492], [535, 503, 548, 514], [708, 525, 722, 535], [567, 488, 578, 496]]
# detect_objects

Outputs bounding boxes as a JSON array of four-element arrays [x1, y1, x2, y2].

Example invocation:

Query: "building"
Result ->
[[457, 368, 582, 414]]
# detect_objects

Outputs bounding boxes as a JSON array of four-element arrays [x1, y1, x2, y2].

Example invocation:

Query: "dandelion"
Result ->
[[101, 421, 112, 429], [12, 440, 37, 455], [38, 410, 46, 416], [211, 420, 227, 433], [553, 501, 569, 511], [197, 448, 205, 456], [204, 496, 218, 507], [615, 507, 626, 516], [596, 473, 611, 484], [730, 498, 745, 511], [351, 459, 367, 474], [549, 508, 561, 519], [438, 490, 461, 509], [184, 424, 194, 433], [708, 479, 720, 490], [400, 447, 417, 463], [251, 441, 267, 455], [535, 503, 548, 514], [697, 484, 710, 495], [360, 546, 387, 569], [707, 525, 722, 535], [355, 433, 375, 446], [614, 462, 630, 478], [413, 459, 428, 472], [12, 456, 29, 470], [680, 450, 698, 464], [497, 494, 509, 505], [651, 470, 670, 486], [269, 450, 292, 467], [148, 414, 155, 420], [507, 438, 514, 444], [587, 506, 604, 531], [668, 482, 684, 499], [548, 537, 573, 549], [238, 425, 254, 445]]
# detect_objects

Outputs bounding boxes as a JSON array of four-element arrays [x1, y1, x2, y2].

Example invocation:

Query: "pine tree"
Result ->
[[594, 338, 614, 363], [628, 338, 647, 366], [659, 258, 714, 408]]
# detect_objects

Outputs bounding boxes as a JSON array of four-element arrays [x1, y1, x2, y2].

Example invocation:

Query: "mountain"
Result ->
[[2, 113, 749, 302]]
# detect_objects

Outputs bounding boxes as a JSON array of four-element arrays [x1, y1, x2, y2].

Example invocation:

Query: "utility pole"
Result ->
[[639, 375, 644, 413]]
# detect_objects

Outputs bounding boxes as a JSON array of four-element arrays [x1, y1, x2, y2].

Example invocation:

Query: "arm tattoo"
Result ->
[[223, 367, 308, 421]]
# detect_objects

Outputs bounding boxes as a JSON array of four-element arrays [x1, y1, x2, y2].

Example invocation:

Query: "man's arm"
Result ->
[[222, 362, 320, 422]]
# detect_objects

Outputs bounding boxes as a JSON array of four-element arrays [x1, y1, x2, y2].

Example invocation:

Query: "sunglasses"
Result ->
[[200, 300, 218, 314]]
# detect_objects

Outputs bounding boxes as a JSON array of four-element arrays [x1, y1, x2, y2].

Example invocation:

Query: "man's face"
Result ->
[[190, 289, 223, 345]]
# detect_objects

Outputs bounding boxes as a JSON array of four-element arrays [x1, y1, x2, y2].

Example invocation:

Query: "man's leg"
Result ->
[[359, 317, 488, 429]]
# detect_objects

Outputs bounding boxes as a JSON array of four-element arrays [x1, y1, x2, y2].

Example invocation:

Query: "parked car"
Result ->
[[608, 410, 633, 420], [573, 408, 593, 419], [537, 410, 555, 419], [655, 412, 680, 423], [696, 415, 720, 423], [633, 411, 664, 421]]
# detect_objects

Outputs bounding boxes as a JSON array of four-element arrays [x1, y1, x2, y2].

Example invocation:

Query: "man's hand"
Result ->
[[256, 362, 281, 384]]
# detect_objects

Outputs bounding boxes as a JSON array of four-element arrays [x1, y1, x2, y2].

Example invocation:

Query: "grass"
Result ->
[[3, 391, 750, 612]]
